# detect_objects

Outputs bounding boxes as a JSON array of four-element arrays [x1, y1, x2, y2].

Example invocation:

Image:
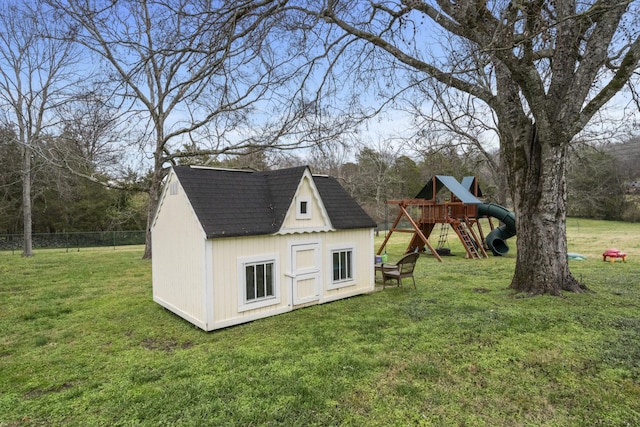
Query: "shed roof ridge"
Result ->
[[188, 165, 254, 173]]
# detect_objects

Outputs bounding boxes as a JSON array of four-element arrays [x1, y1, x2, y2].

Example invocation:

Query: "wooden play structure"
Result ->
[[377, 176, 514, 261]]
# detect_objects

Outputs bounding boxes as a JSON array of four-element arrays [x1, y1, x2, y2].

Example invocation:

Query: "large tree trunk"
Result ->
[[495, 158, 510, 207], [506, 124, 585, 295]]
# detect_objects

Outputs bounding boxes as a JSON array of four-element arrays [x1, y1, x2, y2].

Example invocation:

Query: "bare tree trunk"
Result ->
[[505, 124, 584, 295], [142, 130, 167, 260], [22, 144, 33, 257], [142, 165, 164, 260], [495, 157, 510, 207]]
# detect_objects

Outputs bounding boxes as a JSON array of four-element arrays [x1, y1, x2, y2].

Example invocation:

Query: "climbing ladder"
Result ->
[[437, 223, 449, 249], [452, 220, 488, 259]]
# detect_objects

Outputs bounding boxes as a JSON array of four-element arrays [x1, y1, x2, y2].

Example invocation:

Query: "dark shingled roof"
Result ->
[[173, 165, 376, 238], [313, 174, 377, 230]]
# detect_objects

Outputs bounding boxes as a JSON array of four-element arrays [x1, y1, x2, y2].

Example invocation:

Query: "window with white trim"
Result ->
[[245, 261, 274, 302], [296, 196, 312, 219], [238, 255, 280, 312], [332, 249, 353, 283]]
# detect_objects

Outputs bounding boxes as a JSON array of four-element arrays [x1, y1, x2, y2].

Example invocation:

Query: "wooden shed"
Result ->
[[151, 165, 377, 331]]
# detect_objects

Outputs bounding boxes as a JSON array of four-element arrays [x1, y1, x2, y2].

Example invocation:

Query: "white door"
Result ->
[[290, 242, 321, 306]]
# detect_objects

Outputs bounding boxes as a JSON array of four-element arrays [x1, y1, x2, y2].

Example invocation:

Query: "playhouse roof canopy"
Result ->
[[172, 165, 376, 238], [414, 175, 482, 204]]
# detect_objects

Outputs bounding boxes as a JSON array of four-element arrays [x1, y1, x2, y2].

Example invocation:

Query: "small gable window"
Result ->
[[296, 196, 311, 219], [169, 181, 179, 195]]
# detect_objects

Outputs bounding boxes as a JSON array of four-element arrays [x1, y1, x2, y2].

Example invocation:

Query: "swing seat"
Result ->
[[435, 247, 451, 256]]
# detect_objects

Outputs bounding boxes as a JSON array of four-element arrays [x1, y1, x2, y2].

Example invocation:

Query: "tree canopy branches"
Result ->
[[289, 0, 640, 294]]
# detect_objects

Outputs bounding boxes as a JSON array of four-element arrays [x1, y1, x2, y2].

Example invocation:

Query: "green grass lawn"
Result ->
[[1, 220, 640, 426]]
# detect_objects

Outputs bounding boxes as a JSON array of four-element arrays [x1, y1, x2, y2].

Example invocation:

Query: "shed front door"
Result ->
[[290, 242, 321, 306]]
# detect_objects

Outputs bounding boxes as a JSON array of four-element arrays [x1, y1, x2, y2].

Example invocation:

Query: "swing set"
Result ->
[[377, 175, 497, 261]]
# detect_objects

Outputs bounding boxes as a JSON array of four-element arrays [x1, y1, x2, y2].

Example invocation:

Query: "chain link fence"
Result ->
[[0, 231, 146, 253]]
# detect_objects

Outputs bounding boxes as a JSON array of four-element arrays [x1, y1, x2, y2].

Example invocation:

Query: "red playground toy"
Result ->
[[602, 248, 627, 263]]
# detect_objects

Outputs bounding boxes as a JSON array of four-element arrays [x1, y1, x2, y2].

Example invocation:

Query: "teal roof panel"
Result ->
[[435, 175, 481, 204]]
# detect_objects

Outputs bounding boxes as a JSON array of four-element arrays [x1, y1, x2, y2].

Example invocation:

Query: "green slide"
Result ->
[[477, 203, 516, 256]]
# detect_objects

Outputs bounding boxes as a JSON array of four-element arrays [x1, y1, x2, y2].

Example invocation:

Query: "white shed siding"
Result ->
[[321, 229, 375, 301], [208, 228, 374, 329], [211, 234, 287, 326], [152, 173, 208, 328]]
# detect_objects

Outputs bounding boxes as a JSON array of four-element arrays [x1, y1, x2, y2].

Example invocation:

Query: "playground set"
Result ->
[[377, 175, 516, 261]]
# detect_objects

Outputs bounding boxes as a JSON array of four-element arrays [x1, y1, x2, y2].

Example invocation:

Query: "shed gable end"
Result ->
[[280, 171, 332, 233], [152, 169, 205, 238]]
